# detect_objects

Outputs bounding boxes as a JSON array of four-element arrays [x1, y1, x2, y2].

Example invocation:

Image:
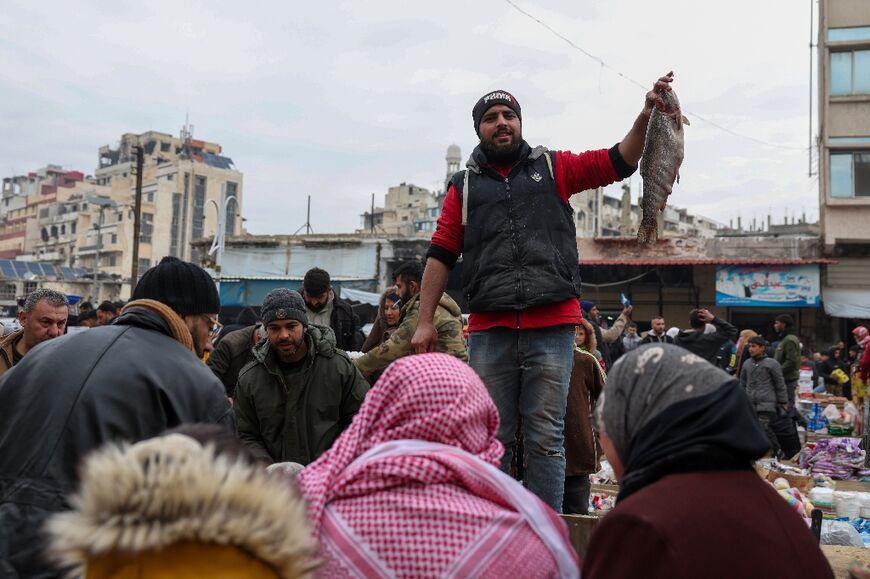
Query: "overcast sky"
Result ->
[[0, 0, 819, 234]]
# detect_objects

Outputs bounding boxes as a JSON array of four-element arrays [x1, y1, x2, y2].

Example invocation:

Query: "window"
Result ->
[[146, 191, 155, 202], [108, 255, 117, 267], [39, 208, 49, 218], [0, 283, 15, 300], [831, 151, 870, 198], [117, 212, 123, 223], [831, 50, 870, 95], [138, 258, 151, 273], [829, 27, 870, 43], [141, 212, 153, 244], [71, 221, 76, 234], [111, 233, 118, 244], [160, 142, 171, 152], [23, 281, 37, 295], [60, 224, 65, 235]]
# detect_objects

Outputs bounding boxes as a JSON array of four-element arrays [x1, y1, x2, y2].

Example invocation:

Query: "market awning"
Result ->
[[340, 287, 381, 306], [579, 258, 837, 266], [823, 287, 870, 319]]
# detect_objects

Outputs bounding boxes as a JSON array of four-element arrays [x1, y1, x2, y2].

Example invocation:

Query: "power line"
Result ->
[[502, 0, 809, 152]]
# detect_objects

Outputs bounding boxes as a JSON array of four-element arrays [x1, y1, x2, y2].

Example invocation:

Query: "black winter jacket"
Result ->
[[674, 317, 738, 364], [330, 295, 363, 352], [450, 141, 581, 312], [0, 307, 234, 578], [207, 324, 258, 397]]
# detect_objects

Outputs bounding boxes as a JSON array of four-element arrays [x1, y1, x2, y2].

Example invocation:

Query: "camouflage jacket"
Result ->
[[353, 293, 468, 377]]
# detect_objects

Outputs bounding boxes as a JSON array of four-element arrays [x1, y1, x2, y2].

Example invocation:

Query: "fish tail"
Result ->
[[637, 222, 658, 244]]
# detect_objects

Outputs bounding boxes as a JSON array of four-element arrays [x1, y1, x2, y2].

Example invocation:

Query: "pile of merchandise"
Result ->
[[801, 438, 870, 480], [800, 398, 859, 434], [850, 518, 870, 548], [589, 493, 615, 514], [770, 477, 812, 519], [805, 402, 830, 433], [588, 460, 618, 514]]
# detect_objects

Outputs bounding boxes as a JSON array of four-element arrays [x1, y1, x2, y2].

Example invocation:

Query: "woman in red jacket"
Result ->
[[583, 343, 833, 579]]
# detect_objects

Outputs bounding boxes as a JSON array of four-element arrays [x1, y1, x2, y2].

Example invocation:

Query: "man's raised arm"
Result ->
[[618, 71, 674, 166]]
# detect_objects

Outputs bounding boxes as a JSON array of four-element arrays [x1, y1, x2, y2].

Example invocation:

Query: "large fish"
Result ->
[[637, 87, 689, 243]]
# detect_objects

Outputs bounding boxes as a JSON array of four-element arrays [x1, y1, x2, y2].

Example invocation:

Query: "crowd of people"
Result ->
[[0, 79, 843, 577]]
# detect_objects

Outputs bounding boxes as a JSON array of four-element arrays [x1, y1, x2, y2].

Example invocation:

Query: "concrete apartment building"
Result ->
[[0, 167, 105, 260], [0, 129, 244, 300], [818, 0, 870, 322], [95, 129, 244, 268], [359, 145, 460, 237]]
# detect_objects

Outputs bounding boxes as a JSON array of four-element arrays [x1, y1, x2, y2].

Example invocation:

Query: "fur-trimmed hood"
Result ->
[[46, 434, 316, 578]]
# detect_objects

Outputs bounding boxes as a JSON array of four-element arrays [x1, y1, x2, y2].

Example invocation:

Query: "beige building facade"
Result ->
[[0, 129, 244, 300], [818, 0, 870, 321], [95, 129, 244, 269], [359, 145, 460, 237]]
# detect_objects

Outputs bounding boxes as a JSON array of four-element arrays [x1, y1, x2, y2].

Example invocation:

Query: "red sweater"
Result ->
[[430, 146, 629, 332]]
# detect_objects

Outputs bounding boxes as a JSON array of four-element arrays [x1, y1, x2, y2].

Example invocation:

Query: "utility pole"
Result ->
[[130, 145, 144, 284], [809, 0, 815, 177], [293, 195, 314, 235], [93, 206, 105, 303], [306, 196, 312, 235]]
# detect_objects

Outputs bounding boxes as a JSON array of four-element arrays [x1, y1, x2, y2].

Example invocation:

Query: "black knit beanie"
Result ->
[[472, 90, 522, 136], [132, 256, 220, 315], [261, 288, 308, 327]]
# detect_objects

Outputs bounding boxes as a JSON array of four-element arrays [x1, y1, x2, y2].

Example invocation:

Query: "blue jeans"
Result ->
[[468, 325, 575, 512]]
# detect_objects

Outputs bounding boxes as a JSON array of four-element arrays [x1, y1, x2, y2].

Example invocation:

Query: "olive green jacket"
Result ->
[[234, 325, 369, 464], [774, 333, 801, 382], [353, 293, 468, 378]]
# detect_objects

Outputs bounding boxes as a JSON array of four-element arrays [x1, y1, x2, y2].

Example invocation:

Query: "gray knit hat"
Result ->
[[261, 289, 308, 326]]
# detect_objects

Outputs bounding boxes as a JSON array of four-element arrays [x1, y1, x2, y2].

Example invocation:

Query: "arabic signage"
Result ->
[[715, 265, 820, 308]]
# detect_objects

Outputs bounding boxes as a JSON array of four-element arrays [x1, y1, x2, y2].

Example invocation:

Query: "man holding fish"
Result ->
[[412, 71, 683, 511]]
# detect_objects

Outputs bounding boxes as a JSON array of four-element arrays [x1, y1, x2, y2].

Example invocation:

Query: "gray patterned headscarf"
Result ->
[[596, 343, 733, 462]]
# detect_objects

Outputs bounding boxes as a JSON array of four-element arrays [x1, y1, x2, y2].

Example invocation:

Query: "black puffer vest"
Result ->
[[451, 141, 581, 313]]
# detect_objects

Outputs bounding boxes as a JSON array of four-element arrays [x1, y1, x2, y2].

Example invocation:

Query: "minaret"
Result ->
[[445, 144, 462, 191]]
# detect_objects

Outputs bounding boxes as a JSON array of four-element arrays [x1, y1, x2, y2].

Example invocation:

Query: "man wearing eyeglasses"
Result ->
[[0, 256, 234, 578]]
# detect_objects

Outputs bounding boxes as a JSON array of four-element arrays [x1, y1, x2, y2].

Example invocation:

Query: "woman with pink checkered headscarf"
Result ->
[[298, 353, 578, 579]]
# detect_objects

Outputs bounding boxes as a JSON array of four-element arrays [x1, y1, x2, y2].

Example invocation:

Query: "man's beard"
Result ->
[[273, 336, 305, 362], [306, 296, 328, 313], [398, 287, 414, 304], [480, 132, 522, 165]]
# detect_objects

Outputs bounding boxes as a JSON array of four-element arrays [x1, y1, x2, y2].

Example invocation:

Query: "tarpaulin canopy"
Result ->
[[340, 287, 381, 307], [823, 287, 870, 319]]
